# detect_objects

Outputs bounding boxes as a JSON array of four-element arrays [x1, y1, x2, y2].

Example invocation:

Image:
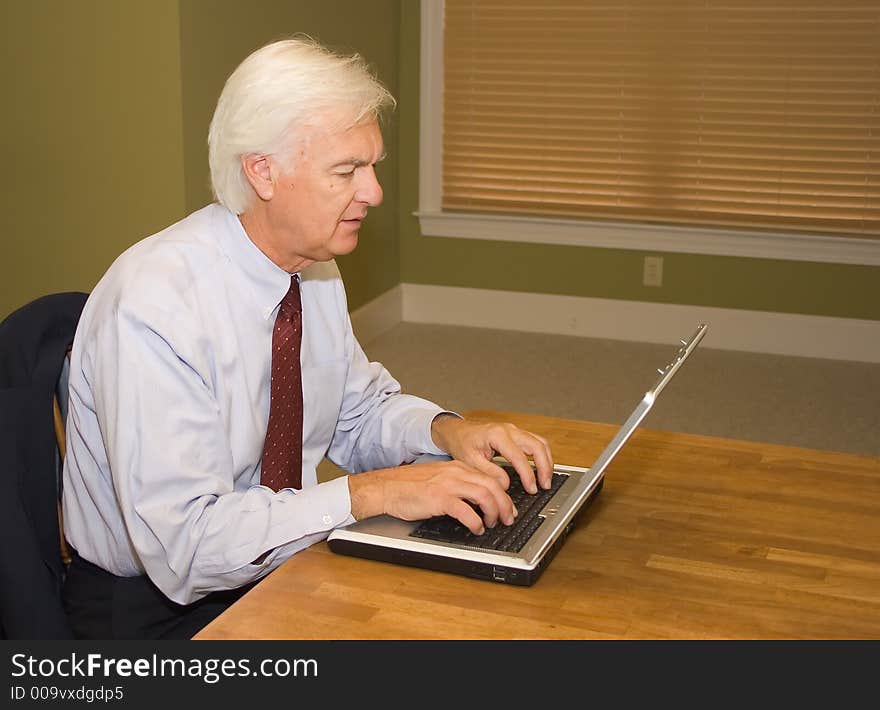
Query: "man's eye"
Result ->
[[335, 169, 356, 178]]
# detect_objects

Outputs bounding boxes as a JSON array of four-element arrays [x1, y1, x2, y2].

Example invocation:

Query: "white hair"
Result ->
[[208, 36, 396, 215]]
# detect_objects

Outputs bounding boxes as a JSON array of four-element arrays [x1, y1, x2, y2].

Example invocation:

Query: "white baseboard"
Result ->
[[350, 282, 880, 362], [399, 283, 880, 363], [349, 284, 403, 344]]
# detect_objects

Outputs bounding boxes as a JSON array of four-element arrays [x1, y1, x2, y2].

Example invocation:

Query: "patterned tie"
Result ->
[[260, 276, 304, 491]]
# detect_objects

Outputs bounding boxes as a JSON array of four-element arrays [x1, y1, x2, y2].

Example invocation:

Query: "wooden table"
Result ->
[[195, 410, 880, 640]]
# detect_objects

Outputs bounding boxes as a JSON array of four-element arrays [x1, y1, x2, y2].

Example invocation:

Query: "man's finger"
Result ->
[[514, 431, 554, 489], [445, 496, 486, 535], [488, 426, 556, 492], [488, 429, 538, 494], [466, 455, 512, 489], [452, 477, 515, 529]]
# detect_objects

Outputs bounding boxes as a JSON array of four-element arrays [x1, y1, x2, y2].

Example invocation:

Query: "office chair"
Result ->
[[0, 292, 88, 639]]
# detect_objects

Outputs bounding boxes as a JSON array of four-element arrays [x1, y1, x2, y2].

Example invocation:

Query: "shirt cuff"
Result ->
[[306, 473, 356, 529]]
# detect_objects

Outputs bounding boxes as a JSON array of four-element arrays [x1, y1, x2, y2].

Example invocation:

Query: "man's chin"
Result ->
[[332, 232, 359, 257]]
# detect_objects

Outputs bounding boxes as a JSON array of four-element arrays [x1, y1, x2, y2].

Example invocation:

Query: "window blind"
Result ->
[[442, 0, 880, 238]]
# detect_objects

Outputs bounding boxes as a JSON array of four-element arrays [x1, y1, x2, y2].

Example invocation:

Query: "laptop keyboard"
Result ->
[[410, 468, 568, 553]]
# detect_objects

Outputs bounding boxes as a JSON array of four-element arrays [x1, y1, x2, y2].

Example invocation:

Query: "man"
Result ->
[[62, 37, 554, 640]]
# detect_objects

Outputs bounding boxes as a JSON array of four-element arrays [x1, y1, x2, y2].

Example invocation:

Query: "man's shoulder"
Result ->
[[117, 204, 224, 272], [85, 205, 229, 322], [108, 204, 225, 283]]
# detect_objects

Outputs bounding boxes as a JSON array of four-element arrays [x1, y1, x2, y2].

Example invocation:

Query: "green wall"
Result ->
[[3, 1, 877, 322], [1, 0, 186, 319], [397, 2, 880, 321]]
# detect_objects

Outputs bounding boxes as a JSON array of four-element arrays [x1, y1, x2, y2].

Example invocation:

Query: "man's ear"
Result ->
[[241, 154, 276, 202]]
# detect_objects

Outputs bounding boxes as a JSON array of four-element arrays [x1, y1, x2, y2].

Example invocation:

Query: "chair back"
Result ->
[[0, 292, 87, 639]]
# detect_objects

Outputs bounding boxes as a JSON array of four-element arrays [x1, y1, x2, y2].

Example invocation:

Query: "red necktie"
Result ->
[[260, 276, 303, 491]]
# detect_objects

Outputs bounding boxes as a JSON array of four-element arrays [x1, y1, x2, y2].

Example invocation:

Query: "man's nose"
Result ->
[[355, 167, 383, 207]]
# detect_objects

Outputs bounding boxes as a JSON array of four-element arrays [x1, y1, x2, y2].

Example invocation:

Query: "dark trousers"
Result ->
[[62, 552, 252, 640]]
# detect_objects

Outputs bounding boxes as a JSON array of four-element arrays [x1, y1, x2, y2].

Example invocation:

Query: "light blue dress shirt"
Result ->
[[62, 204, 447, 604]]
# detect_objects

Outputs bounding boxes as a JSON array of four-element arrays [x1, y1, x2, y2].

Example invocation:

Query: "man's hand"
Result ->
[[346, 416, 554, 535], [348, 460, 517, 535], [430, 415, 554, 494]]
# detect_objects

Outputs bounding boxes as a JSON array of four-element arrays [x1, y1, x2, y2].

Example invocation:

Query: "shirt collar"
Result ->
[[212, 204, 298, 320]]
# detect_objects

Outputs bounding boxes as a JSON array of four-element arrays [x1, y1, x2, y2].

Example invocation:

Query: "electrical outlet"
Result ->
[[643, 256, 664, 287]]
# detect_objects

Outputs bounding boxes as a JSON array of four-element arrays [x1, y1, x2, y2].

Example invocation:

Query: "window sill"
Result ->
[[415, 211, 880, 266]]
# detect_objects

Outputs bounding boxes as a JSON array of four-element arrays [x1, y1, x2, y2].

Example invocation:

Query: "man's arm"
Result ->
[[325, 320, 450, 473]]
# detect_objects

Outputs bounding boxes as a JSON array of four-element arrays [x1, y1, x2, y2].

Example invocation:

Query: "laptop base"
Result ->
[[328, 479, 604, 586]]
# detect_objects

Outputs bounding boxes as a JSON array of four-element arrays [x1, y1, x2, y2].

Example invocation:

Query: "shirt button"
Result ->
[[322, 514, 333, 526]]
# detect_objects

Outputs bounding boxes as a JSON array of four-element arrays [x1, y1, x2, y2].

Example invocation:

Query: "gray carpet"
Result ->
[[360, 322, 879, 458]]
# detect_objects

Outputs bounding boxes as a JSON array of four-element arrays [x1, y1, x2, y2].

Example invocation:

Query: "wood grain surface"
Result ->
[[195, 411, 880, 640]]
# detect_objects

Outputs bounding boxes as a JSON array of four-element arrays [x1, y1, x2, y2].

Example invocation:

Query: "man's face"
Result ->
[[260, 117, 385, 269]]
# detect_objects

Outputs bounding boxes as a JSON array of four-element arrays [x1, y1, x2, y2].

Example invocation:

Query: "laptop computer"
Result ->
[[328, 323, 708, 586]]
